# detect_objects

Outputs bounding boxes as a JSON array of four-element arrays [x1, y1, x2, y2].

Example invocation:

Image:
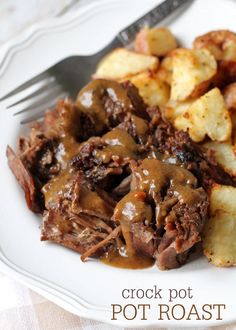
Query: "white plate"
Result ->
[[0, 0, 236, 327]]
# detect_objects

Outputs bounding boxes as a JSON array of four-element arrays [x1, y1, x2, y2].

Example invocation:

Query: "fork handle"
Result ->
[[117, 0, 191, 46]]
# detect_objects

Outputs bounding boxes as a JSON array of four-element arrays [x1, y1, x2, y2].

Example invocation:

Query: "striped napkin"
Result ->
[[0, 271, 234, 329]]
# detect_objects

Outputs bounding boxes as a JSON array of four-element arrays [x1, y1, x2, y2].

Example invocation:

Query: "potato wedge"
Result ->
[[194, 32, 236, 85], [170, 48, 217, 101], [128, 71, 170, 107], [203, 184, 236, 267], [134, 27, 177, 57], [94, 48, 159, 80], [204, 142, 236, 177], [174, 88, 232, 142], [203, 210, 236, 267], [193, 30, 236, 61], [209, 184, 236, 215]]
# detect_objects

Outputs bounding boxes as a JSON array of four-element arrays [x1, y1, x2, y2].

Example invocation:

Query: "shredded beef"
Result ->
[[71, 137, 125, 189], [7, 78, 236, 270], [41, 172, 117, 257], [71, 127, 142, 190], [41, 98, 96, 141], [7, 146, 43, 213], [7, 133, 60, 213]]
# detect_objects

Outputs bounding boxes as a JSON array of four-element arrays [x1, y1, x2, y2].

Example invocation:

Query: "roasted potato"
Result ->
[[94, 48, 159, 80], [193, 31, 236, 87], [134, 27, 177, 57], [203, 184, 236, 267], [203, 210, 236, 267], [204, 142, 236, 177], [209, 184, 236, 215], [128, 71, 170, 107], [193, 30, 236, 61], [170, 48, 217, 101], [174, 88, 232, 142]]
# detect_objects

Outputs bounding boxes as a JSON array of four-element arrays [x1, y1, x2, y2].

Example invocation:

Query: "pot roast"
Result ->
[[7, 79, 235, 270]]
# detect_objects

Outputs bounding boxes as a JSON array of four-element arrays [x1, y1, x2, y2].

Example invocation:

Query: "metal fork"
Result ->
[[1, 0, 191, 124]]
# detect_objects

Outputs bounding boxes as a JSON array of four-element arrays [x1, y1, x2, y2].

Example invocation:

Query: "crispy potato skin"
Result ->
[[134, 27, 177, 57], [193, 30, 236, 61], [219, 60, 236, 81], [223, 82, 236, 110]]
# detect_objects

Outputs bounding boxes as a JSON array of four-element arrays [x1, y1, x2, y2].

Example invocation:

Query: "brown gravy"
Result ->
[[55, 136, 80, 169], [131, 158, 201, 204], [96, 127, 139, 163], [43, 171, 73, 209], [101, 249, 155, 269], [42, 135, 80, 208], [76, 79, 133, 132], [129, 114, 149, 143], [113, 191, 152, 256]]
